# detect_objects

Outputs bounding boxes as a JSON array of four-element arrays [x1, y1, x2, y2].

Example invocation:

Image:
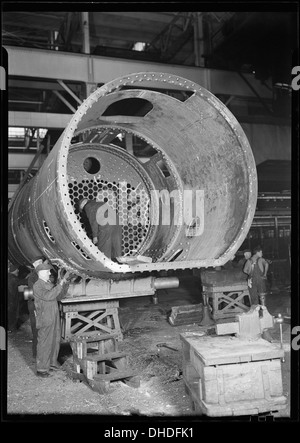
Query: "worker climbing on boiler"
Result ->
[[78, 197, 122, 261]]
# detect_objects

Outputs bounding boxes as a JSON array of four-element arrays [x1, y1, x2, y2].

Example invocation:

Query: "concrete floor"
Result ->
[[116, 272, 291, 417], [119, 272, 291, 335], [9, 271, 291, 418]]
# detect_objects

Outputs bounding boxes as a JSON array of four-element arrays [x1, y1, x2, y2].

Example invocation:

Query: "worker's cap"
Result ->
[[36, 262, 53, 272], [253, 245, 262, 253], [78, 198, 89, 212], [243, 249, 251, 254], [32, 255, 45, 264]]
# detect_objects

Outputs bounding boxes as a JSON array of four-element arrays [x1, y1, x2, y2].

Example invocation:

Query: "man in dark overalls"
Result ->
[[27, 255, 45, 359], [78, 198, 122, 261], [243, 246, 269, 305], [33, 262, 70, 377]]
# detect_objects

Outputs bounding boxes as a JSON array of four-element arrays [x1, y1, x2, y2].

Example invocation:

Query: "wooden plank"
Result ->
[[71, 332, 118, 343], [86, 351, 127, 362], [184, 379, 286, 416], [169, 310, 204, 326], [86, 360, 97, 380], [60, 300, 119, 312], [94, 370, 135, 382], [215, 322, 240, 335], [215, 293, 250, 310], [203, 285, 247, 292], [170, 303, 203, 315], [180, 335, 284, 366]]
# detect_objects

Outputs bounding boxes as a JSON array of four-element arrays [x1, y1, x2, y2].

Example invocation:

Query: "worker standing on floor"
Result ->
[[237, 249, 252, 268], [243, 245, 269, 305], [33, 262, 70, 377], [26, 255, 46, 359], [78, 197, 122, 261]]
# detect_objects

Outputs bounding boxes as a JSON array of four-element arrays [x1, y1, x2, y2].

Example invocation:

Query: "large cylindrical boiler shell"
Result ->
[[8, 72, 257, 278]]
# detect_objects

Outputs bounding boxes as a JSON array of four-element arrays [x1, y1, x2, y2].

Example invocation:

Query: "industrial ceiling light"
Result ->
[[132, 42, 146, 51]]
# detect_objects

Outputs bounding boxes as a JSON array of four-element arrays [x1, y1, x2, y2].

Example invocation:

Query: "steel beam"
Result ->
[[9, 78, 78, 91], [9, 111, 289, 133], [57, 80, 83, 104], [81, 12, 90, 54], [53, 90, 77, 113], [8, 152, 46, 169], [5, 46, 272, 99], [9, 111, 71, 128]]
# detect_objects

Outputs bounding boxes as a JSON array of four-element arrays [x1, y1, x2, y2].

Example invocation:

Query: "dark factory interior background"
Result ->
[[2, 7, 298, 420]]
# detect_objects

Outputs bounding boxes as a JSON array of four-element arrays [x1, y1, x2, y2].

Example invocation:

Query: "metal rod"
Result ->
[[258, 195, 290, 200], [9, 100, 44, 104], [57, 79, 82, 105], [53, 90, 76, 113], [46, 133, 50, 155], [153, 277, 179, 290], [225, 95, 234, 106], [193, 13, 200, 67]]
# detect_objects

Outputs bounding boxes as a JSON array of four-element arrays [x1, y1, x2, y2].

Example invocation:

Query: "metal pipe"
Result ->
[[153, 277, 179, 290], [65, 276, 179, 300], [57, 79, 83, 105], [9, 100, 44, 104], [53, 90, 77, 113]]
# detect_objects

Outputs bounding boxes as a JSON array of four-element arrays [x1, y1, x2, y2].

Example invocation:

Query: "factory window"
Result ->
[[83, 157, 101, 174], [102, 98, 153, 117]]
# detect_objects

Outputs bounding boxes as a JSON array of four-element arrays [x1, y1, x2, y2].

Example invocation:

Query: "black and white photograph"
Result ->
[[0, 3, 299, 427]]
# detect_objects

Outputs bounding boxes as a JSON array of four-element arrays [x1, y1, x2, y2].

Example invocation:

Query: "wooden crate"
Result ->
[[180, 333, 287, 416], [204, 284, 251, 320]]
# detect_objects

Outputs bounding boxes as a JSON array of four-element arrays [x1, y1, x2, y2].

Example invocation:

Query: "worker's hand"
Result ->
[[93, 237, 98, 245], [66, 272, 77, 282], [61, 271, 71, 283], [59, 268, 66, 280], [58, 268, 69, 284]]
